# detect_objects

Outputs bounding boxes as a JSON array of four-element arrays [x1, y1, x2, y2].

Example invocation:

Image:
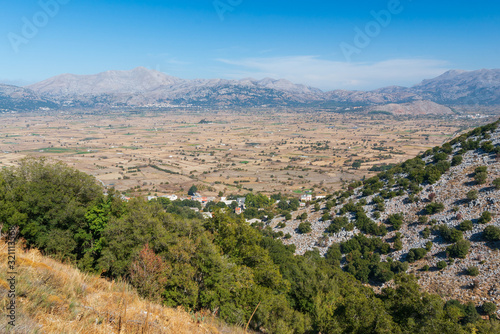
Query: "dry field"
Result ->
[[0, 110, 495, 198]]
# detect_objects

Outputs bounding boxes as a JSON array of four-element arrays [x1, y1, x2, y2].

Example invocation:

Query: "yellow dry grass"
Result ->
[[0, 239, 248, 334]]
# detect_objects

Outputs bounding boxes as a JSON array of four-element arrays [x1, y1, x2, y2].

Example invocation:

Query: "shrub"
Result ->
[[297, 222, 312, 234], [425, 241, 433, 251], [475, 172, 488, 184], [446, 240, 471, 258], [387, 214, 404, 230], [437, 260, 447, 270], [425, 202, 445, 215], [458, 220, 473, 231], [326, 216, 348, 234], [478, 211, 492, 224], [482, 302, 497, 317], [407, 248, 428, 263], [493, 178, 500, 190], [422, 265, 430, 271], [483, 225, 500, 241], [451, 155, 463, 166], [421, 227, 431, 239], [439, 225, 463, 243], [466, 266, 479, 276], [418, 216, 428, 225], [466, 190, 478, 201]]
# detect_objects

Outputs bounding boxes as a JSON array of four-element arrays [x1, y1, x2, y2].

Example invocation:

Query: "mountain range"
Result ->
[[1, 67, 500, 111]]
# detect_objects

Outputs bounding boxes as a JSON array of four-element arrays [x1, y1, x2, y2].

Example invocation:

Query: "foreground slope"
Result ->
[[0, 238, 244, 334]]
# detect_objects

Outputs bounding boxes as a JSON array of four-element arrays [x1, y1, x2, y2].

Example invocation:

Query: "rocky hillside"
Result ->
[[272, 119, 500, 316]]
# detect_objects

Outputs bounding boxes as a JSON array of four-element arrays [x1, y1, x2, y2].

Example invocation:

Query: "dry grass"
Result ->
[[0, 239, 248, 334]]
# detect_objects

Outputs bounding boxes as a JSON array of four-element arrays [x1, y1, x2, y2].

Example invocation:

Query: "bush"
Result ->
[[425, 241, 433, 251], [387, 214, 404, 230], [446, 240, 471, 258], [422, 265, 430, 271], [483, 225, 500, 241], [425, 202, 445, 215], [475, 172, 488, 184], [421, 227, 431, 239], [493, 178, 500, 190], [466, 190, 478, 201], [482, 302, 497, 317], [407, 248, 428, 263], [437, 260, 447, 270], [418, 216, 429, 225], [439, 225, 463, 243], [458, 220, 473, 231], [451, 155, 463, 166], [326, 216, 348, 234], [467, 266, 479, 276], [478, 211, 492, 224], [297, 222, 312, 234]]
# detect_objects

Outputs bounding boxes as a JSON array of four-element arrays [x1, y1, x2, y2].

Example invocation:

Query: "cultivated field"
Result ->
[[0, 110, 496, 198]]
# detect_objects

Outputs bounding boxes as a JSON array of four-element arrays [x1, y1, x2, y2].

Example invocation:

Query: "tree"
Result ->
[[466, 190, 478, 201], [0, 157, 103, 258], [478, 211, 492, 224], [436, 260, 447, 270], [425, 202, 445, 215], [483, 225, 500, 241], [297, 222, 312, 234], [493, 178, 500, 190], [188, 185, 198, 196], [407, 248, 427, 262], [458, 220, 473, 231], [130, 243, 168, 301], [482, 302, 497, 317], [446, 240, 470, 258], [451, 155, 463, 166], [466, 266, 479, 276]]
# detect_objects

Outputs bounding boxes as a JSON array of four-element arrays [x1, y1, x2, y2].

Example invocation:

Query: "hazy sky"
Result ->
[[1, 0, 499, 90]]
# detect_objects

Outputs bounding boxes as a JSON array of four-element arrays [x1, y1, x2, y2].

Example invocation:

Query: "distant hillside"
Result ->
[[1, 68, 499, 111], [367, 100, 454, 116]]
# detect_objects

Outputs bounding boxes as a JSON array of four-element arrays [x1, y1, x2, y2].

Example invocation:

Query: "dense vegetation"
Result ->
[[1, 157, 499, 333]]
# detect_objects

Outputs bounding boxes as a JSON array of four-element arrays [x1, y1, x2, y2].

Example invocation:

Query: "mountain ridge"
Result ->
[[1, 67, 499, 110]]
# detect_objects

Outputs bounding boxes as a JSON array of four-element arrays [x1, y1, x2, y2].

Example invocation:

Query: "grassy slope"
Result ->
[[0, 238, 247, 334]]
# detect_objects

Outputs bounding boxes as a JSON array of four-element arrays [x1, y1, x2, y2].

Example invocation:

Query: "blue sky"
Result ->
[[1, 0, 499, 90]]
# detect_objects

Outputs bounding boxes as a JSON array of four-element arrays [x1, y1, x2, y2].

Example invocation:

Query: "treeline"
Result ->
[[1, 157, 499, 333]]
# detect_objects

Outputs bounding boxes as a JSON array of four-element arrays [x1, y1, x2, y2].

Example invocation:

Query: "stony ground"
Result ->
[[271, 125, 500, 314]]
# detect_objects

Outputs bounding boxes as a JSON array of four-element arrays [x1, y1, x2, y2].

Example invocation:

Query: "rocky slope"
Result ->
[[272, 119, 500, 314]]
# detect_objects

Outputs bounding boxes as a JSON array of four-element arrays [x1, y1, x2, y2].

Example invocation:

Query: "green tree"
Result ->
[[437, 260, 447, 270], [446, 240, 470, 259], [188, 185, 198, 195], [483, 225, 500, 241], [478, 211, 492, 224], [466, 189, 478, 201], [298, 222, 312, 234]]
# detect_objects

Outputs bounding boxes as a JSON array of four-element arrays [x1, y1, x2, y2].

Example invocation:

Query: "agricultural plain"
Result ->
[[0, 110, 495, 198]]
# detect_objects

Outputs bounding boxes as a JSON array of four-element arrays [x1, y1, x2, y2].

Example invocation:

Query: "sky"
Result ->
[[1, 0, 499, 90]]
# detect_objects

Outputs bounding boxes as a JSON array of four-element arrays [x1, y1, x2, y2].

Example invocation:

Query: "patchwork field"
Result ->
[[0, 110, 496, 198]]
